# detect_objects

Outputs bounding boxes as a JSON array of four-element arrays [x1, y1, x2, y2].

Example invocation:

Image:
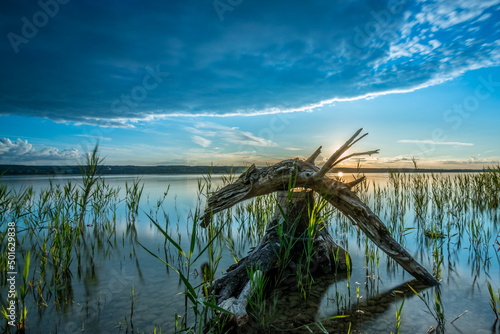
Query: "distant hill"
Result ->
[[0, 164, 484, 176]]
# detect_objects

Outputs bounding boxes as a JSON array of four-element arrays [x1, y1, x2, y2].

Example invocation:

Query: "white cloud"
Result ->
[[398, 139, 474, 146], [0, 138, 81, 164], [417, 0, 500, 30], [429, 39, 441, 49], [187, 122, 277, 148], [75, 134, 112, 141], [3, 0, 500, 126], [440, 157, 500, 165], [192, 136, 211, 148]]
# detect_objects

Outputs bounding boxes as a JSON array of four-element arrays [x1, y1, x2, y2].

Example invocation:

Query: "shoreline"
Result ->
[[0, 164, 486, 176]]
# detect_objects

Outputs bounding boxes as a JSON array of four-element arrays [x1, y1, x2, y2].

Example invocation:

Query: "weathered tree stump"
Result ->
[[212, 189, 349, 326], [202, 128, 439, 327]]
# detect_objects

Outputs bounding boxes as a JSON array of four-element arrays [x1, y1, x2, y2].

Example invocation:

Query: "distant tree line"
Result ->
[[0, 165, 483, 176]]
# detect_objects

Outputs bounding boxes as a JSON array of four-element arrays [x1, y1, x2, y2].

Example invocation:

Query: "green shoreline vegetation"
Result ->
[[1, 148, 499, 333]]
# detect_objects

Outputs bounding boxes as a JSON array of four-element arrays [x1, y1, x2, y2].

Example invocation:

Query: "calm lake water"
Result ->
[[1, 173, 499, 333]]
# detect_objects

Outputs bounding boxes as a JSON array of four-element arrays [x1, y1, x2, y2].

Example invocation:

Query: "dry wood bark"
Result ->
[[202, 128, 439, 326], [211, 189, 348, 326]]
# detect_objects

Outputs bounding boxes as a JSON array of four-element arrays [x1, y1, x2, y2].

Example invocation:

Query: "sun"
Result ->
[[337, 172, 343, 177]]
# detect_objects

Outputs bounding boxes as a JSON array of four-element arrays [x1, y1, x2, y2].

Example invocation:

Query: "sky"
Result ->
[[1, 0, 500, 169]]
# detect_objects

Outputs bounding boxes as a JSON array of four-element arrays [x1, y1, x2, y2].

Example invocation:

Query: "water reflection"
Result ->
[[1, 173, 499, 333]]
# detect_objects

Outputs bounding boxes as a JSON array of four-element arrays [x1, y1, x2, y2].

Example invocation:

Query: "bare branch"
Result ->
[[316, 128, 363, 178], [346, 176, 366, 189], [200, 132, 439, 286], [306, 146, 322, 164], [332, 149, 380, 167], [347, 132, 368, 149]]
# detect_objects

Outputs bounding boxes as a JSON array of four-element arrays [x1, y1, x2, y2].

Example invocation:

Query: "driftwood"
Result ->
[[209, 189, 349, 326], [201, 128, 439, 326]]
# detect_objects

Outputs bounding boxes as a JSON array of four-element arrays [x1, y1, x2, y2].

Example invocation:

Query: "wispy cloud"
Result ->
[[1, 1, 499, 125], [191, 136, 211, 148], [187, 122, 277, 148], [0, 138, 81, 164], [398, 140, 474, 146], [75, 134, 112, 141], [440, 157, 500, 165]]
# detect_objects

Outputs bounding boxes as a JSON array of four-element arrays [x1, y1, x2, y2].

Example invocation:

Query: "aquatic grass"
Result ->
[[139, 210, 233, 333], [246, 266, 279, 328], [1, 157, 499, 332], [19, 251, 30, 332], [149, 185, 170, 223], [487, 281, 500, 320], [363, 239, 380, 281], [298, 193, 334, 296], [78, 144, 104, 227], [274, 200, 301, 285], [408, 284, 445, 333], [273, 180, 302, 284], [392, 296, 405, 334], [0, 144, 127, 330], [430, 238, 444, 280], [125, 178, 144, 224], [128, 285, 140, 334]]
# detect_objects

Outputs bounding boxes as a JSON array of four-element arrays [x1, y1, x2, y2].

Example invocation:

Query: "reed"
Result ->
[[246, 266, 278, 328], [78, 144, 104, 227], [0, 144, 126, 331], [408, 284, 445, 333], [139, 206, 232, 332], [126, 178, 144, 223], [393, 297, 405, 334], [487, 281, 500, 320], [1, 151, 499, 333]]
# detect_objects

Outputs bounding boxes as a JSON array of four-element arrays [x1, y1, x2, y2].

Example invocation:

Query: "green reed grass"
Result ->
[[126, 178, 144, 224], [487, 281, 500, 320], [0, 144, 126, 332], [1, 151, 499, 333], [139, 207, 232, 333], [408, 284, 445, 333], [392, 296, 405, 334], [247, 266, 279, 328]]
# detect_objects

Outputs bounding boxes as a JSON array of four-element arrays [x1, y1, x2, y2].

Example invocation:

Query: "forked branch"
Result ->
[[316, 128, 364, 179], [306, 146, 322, 164], [201, 129, 439, 285]]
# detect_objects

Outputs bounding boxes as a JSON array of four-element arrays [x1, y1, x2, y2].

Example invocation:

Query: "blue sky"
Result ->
[[1, 0, 500, 169]]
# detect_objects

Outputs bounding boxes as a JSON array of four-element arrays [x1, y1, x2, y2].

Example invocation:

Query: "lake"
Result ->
[[1, 172, 499, 333]]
